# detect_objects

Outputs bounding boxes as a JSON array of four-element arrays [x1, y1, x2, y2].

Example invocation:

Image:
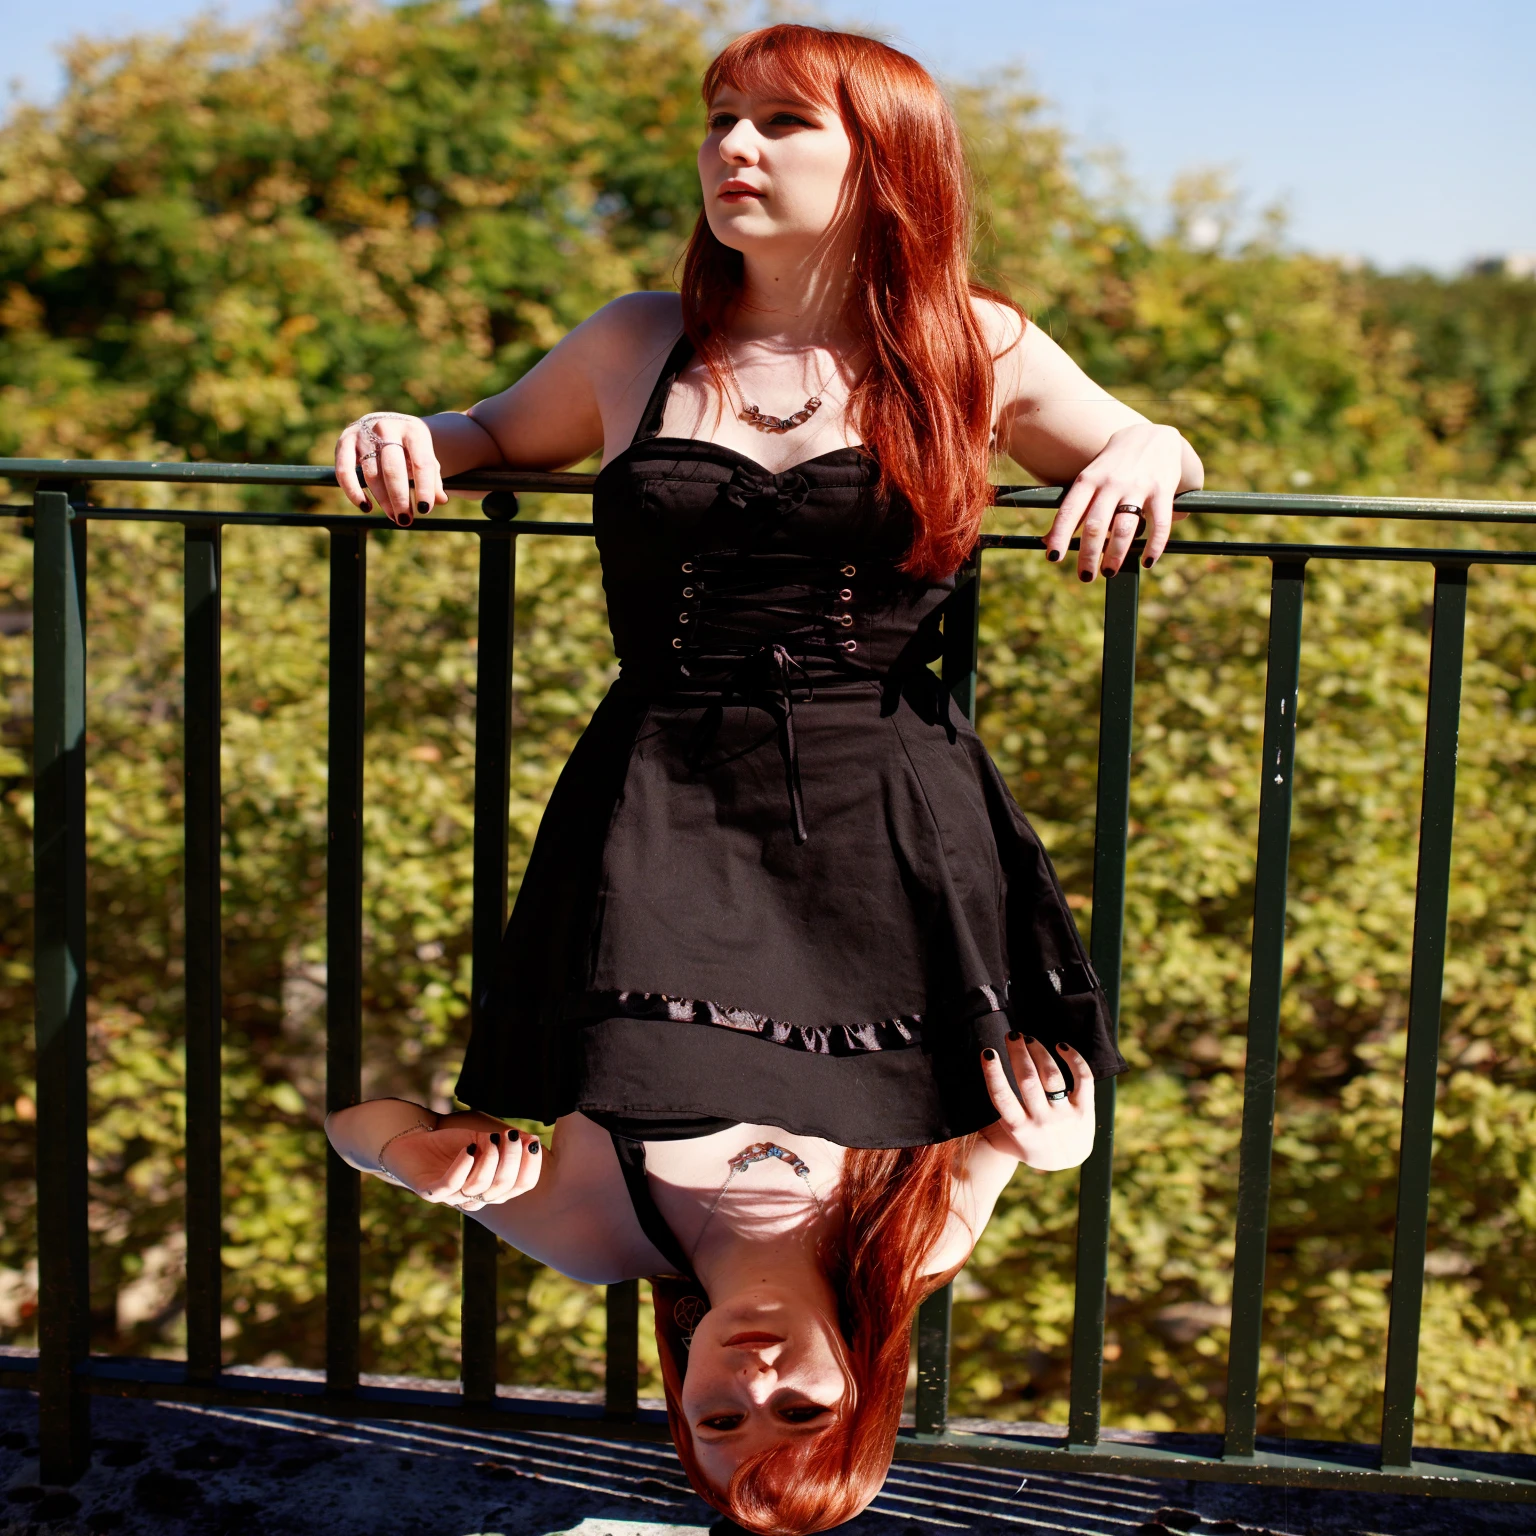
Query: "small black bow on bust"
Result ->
[[720, 463, 811, 519]]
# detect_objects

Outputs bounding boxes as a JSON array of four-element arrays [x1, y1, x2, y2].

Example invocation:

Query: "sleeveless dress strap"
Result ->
[[608, 1132, 698, 1280], [632, 333, 696, 445]]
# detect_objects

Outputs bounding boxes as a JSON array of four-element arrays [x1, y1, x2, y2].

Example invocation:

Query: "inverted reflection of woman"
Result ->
[[327, 23, 1202, 1534]]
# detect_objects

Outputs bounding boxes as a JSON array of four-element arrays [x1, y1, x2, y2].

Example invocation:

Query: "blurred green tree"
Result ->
[[0, 0, 1531, 1450]]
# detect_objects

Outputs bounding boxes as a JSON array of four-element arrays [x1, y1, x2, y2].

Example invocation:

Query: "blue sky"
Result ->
[[6, 0, 1533, 272]]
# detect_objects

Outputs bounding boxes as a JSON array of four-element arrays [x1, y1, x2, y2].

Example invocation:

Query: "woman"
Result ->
[[330, 22, 1201, 1532]]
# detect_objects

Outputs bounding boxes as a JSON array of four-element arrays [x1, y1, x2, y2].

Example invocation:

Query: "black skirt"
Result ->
[[455, 337, 1125, 1148]]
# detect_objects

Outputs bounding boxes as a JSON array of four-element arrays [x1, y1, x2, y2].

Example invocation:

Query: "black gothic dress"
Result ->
[[455, 337, 1125, 1148]]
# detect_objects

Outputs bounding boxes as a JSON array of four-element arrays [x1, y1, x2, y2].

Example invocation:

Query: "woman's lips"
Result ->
[[723, 1331, 784, 1346], [718, 182, 764, 201]]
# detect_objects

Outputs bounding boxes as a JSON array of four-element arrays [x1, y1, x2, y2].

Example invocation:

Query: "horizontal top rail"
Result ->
[[3, 458, 1536, 524]]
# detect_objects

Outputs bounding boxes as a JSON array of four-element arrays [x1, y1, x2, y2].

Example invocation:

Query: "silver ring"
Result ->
[[358, 451, 379, 462], [1045, 1088, 1070, 1103]]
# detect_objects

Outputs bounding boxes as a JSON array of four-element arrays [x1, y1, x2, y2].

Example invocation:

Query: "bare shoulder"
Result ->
[[970, 295, 1028, 358], [578, 291, 684, 357]]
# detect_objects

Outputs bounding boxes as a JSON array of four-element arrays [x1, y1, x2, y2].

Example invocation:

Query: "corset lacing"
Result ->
[[668, 549, 871, 845]]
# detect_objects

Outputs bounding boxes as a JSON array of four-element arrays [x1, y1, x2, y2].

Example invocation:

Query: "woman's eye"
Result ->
[[778, 1405, 831, 1423], [701, 1413, 745, 1431], [708, 114, 737, 131], [770, 113, 812, 127]]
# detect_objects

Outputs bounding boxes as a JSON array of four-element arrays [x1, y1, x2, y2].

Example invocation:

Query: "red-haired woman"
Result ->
[[328, 22, 1202, 1532]]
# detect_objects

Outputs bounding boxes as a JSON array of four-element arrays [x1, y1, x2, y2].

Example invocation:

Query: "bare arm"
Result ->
[[323, 1101, 660, 1285], [985, 302, 1204, 580], [333, 293, 681, 525], [921, 1036, 1097, 1277]]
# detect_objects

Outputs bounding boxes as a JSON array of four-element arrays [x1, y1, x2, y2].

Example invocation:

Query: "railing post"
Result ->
[[462, 527, 517, 1405], [1068, 564, 1140, 1446], [1380, 563, 1468, 1468], [326, 528, 367, 1395], [604, 1280, 640, 1419], [1223, 559, 1307, 1460], [184, 523, 223, 1384], [32, 486, 92, 1483], [915, 1279, 953, 1435], [914, 548, 984, 1435]]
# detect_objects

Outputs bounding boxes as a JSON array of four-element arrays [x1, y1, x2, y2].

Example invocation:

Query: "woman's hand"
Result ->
[[1044, 422, 1192, 581], [979, 1035, 1095, 1171], [379, 1116, 544, 1210], [334, 412, 450, 528]]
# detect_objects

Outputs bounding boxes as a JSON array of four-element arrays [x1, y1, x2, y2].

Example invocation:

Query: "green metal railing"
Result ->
[[4, 457, 1535, 1502]]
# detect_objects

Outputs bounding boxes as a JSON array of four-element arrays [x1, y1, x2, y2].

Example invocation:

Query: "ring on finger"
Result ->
[[1045, 1088, 1070, 1103], [1115, 502, 1143, 517]]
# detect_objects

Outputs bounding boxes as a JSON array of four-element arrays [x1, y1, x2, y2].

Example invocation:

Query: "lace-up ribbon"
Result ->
[[666, 543, 868, 844]]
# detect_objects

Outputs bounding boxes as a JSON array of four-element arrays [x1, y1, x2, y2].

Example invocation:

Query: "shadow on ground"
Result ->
[[2, 1389, 1532, 1536]]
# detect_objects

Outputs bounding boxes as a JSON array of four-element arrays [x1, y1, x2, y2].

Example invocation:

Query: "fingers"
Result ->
[[409, 425, 447, 519], [459, 1132, 500, 1201], [980, 1046, 1030, 1135], [1044, 477, 1092, 566], [1026, 1037, 1069, 1098], [1004, 1032, 1049, 1116], [1074, 483, 1123, 582], [334, 426, 371, 511], [1142, 480, 1175, 568], [511, 1132, 543, 1195], [1056, 1042, 1096, 1114], [1100, 508, 1142, 577], [376, 436, 415, 526], [419, 1139, 478, 1204]]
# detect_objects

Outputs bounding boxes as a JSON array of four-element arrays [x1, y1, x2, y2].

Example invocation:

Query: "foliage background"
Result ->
[[1, 0, 1533, 1449]]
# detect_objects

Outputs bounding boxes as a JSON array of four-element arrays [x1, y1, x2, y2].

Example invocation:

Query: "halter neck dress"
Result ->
[[455, 336, 1125, 1147]]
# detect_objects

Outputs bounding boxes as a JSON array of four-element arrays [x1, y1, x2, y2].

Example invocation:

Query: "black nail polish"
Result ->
[[466, 1144, 477, 1156], [1023, 1035, 1036, 1044], [1007, 1030, 1022, 1041], [527, 1141, 540, 1155], [982, 1048, 997, 1061], [1056, 1043, 1070, 1053], [1079, 570, 1093, 583], [1143, 555, 1157, 568], [417, 501, 429, 515], [1104, 565, 1118, 579], [489, 1133, 500, 1144], [1046, 549, 1062, 563], [401, 513, 414, 528]]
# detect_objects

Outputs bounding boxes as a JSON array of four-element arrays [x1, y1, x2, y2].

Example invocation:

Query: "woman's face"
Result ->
[[681, 1288, 852, 1487], [698, 83, 856, 259]]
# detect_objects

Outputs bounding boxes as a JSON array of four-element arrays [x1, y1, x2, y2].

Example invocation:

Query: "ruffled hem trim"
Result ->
[[566, 983, 1012, 1057]]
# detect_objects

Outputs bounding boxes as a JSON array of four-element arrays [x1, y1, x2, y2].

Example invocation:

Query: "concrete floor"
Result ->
[[3, 1388, 1533, 1536]]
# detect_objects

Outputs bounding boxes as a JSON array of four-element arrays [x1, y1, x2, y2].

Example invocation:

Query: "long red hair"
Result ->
[[654, 1138, 977, 1535], [682, 24, 1019, 582]]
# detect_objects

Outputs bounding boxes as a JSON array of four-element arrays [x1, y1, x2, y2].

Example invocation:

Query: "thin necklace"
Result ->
[[720, 350, 836, 434], [697, 1142, 824, 1241]]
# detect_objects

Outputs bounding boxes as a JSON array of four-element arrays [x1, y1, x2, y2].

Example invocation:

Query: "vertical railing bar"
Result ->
[[605, 1280, 640, 1419], [915, 548, 983, 1436], [1379, 563, 1468, 1468], [1223, 558, 1307, 1460], [184, 523, 224, 1384], [32, 487, 92, 1482], [462, 526, 517, 1405], [915, 1280, 953, 1436], [1067, 564, 1140, 1446], [326, 528, 368, 1395]]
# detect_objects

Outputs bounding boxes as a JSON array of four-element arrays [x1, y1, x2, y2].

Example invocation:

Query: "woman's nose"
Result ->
[[739, 1364, 778, 1402], [718, 121, 760, 165]]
